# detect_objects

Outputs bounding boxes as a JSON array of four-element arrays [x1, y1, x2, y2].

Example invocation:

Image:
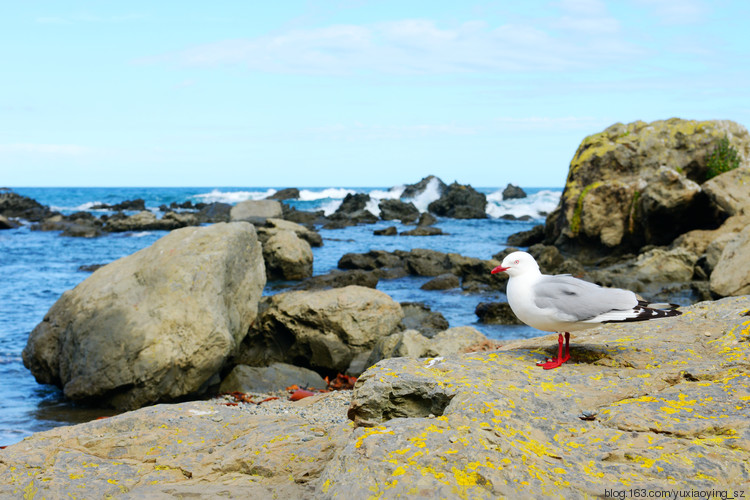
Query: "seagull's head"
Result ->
[[491, 251, 540, 277]]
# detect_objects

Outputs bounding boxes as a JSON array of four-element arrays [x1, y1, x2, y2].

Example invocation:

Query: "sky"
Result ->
[[1, 1, 749, 188]]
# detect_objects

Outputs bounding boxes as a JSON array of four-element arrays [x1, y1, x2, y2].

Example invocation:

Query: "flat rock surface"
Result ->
[[3, 297, 749, 498]]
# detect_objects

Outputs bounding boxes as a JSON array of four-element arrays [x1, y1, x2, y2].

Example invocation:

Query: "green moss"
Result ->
[[706, 135, 740, 180], [570, 182, 601, 236]]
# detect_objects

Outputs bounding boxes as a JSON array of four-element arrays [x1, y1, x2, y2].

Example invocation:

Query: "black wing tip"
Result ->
[[603, 305, 682, 324]]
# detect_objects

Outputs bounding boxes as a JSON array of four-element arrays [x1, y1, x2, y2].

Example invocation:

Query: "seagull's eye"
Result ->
[[514, 259, 519, 264]]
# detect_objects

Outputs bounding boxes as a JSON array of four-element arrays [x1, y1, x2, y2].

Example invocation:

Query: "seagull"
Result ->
[[491, 251, 681, 369]]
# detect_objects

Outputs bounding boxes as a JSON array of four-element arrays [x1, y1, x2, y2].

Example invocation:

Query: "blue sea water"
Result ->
[[0, 185, 562, 446]]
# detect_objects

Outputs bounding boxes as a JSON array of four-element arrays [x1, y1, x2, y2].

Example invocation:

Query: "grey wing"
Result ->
[[532, 275, 638, 322]]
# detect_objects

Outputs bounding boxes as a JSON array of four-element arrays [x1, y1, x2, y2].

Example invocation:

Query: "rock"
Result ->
[[262, 230, 313, 281], [260, 218, 322, 247], [397, 302, 449, 337], [416, 212, 438, 226], [32, 214, 104, 238], [506, 224, 545, 247], [338, 250, 404, 272], [103, 210, 191, 232], [219, 363, 327, 393], [22, 222, 266, 410], [702, 166, 750, 217], [400, 226, 445, 236], [588, 247, 699, 293], [329, 193, 378, 224], [5, 297, 749, 498], [404, 248, 452, 276], [502, 183, 527, 199], [238, 286, 403, 373], [475, 301, 524, 324], [428, 182, 487, 219], [710, 225, 750, 296], [0, 190, 55, 222], [196, 202, 232, 223], [378, 199, 419, 224], [420, 273, 460, 291], [291, 270, 379, 291], [340, 296, 750, 496], [282, 205, 326, 225], [92, 199, 146, 211], [366, 326, 489, 370], [373, 226, 397, 236], [0, 214, 17, 229], [267, 188, 300, 200], [544, 119, 750, 260], [401, 175, 447, 199], [0, 395, 351, 499], [230, 200, 283, 224]]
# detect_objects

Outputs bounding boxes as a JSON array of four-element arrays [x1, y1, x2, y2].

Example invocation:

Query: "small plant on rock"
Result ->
[[706, 134, 740, 180]]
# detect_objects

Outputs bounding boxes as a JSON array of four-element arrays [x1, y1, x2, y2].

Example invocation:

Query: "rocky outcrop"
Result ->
[[230, 200, 283, 224], [103, 210, 197, 232], [378, 199, 419, 224], [238, 286, 403, 374], [259, 218, 322, 247], [401, 175, 447, 199], [92, 199, 146, 211], [329, 193, 378, 225], [3, 297, 748, 498], [267, 188, 300, 200], [420, 273, 460, 290], [22, 222, 266, 410], [506, 224, 545, 247], [400, 226, 445, 236], [0, 214, 16, 229], [261, 230, 313, 281], [428, 182, 487, 219], [290, 270, 379, 291], [32, 213, 104, 238], [0, 190, 55, 222], [475, 301, 524, 325], [397, 302, 449, 337], [196, 202, 232, 223], [502, 183, 527, 199], [544, 119, 750, 260]]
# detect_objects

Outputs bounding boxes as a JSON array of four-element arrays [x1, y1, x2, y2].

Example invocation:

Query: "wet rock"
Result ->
[[428, 182, 487, 219], [259, 218, 322, 247], [22, 223, 266, 410], [0, 190, 55, 222], [262, 230, 313, 281], [506, 224, 545, 247], [475, 302, 524, 325], [32, 214, 104, 238], [329, 193, 378, 225], [378, 199, 419, 224], [401, 175, 447, 199], [103, 210, 193, 232], [282, 205, 326, 225], [92, 199, 146, 211], [502, 183, 527, 199], [230, 200, 283, 224], [291, 270, 379, 291], [416, 212, 438, 226], [397, 302, 449, 338], [219, 363, 327, 393], [373, 226, 397, 236], [238, 286, 403, 373], [0, 214, 17, 229], [420, 273, 460, 291], [710, 225, 750, 296], [338, 250, 405, 272], [400, 226, 445, 236], [267, 188, 300, 200]]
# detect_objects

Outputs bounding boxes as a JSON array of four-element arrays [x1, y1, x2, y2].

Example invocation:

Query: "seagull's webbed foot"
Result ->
[[536, 332, 570, 370]]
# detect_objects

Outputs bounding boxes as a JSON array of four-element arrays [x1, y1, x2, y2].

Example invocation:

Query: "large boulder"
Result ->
[[218, 362, 326, 393], [22, 222, 266, 410], [428, 182, 487, 219], [544, 119, 750, 260], [230, 200, 283, 224], [502, 183, 527, 199], [710, 224, 750, 297], [103, 210, 194, 232], [262, 229, 313, 281], [378, 199, 419, 223], [329, 193, 378, 224], [266, 187, 300, 200], [401, 175, 447, 199], [702, 165, 750, 217], [238, 286, 403, 373], [260, 217, 322, 247]]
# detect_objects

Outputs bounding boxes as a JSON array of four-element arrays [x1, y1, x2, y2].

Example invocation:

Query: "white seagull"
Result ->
[[491, 251, 681, 369]]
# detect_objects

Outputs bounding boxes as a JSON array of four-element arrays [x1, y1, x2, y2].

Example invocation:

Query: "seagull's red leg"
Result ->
[[537, 333, 567, 369], [562, 332, 570, 363]]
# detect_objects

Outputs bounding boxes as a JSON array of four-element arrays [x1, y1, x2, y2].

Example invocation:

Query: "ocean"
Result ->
[[0, 185, 562, 446]]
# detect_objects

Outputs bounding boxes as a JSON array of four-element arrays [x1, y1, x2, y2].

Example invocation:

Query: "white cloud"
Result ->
[[0, 143, 90, 155], [146, 14, 641, 75], [633, 0, 707, 24]]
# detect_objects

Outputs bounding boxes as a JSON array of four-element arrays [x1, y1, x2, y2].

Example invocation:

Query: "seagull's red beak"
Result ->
[[491, 265, 509, 274]]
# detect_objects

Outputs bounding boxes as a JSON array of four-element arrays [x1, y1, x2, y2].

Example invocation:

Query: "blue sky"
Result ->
[[1, 0, 748, 187]]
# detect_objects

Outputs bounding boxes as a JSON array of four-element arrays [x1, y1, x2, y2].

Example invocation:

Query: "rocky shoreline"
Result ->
[[2, 118, 750, 496]]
